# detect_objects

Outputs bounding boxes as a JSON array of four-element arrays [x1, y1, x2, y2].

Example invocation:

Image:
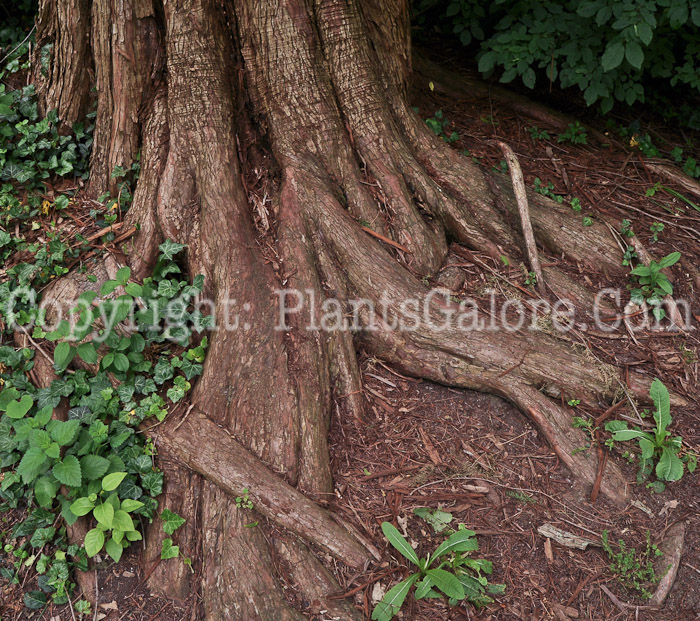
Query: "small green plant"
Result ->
[[492, 159, 508, 174], [524, 271, 537, 287], [571, 416, 596, 454], [505, 490, 536, 504], [533, 177, 563, 203], [628, 251, 680, 320], [557, 122, 588, 145], [649, 222, 664, 242], [414, 507, 453, 533], [527, 126, 550, 141], [570, 197, 582, 212], [425, 110, 459, 143], [159, 508, 192, 570], [373, 522, 505, 620], [235, 488, 253, 509], [567, 399, 581, 407], [605, 379, 697, 483], [620, 219, 634, 238], [582, 215, 593, 227], [622, 246, 637, 267], [601, 530, 661, 599]]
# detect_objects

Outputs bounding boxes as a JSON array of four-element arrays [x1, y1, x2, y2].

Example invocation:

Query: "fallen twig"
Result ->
[[497, 141, 545, 294]]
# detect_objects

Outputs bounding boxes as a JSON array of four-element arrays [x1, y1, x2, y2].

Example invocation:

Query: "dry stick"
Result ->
[[629, 235, 686, 330], [497, 142, 546, 295]]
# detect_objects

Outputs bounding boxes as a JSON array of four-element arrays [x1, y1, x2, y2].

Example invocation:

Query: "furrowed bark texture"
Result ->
[[31, 0, 643, 618]]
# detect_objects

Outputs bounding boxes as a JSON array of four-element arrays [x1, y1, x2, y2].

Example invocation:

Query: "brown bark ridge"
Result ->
[[32, 0, 648, 617]]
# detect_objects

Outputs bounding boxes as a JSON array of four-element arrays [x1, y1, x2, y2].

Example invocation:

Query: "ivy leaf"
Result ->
[[6, 395, 33, 419], [158, 240, 186, 261], [84, 528, 105, 558], [29, 526, 56, 548], [36, 379, 74, 409], [52, 455, 82, 487], [160, 538, 180, 560], [24, 590, 48, 610], [161, 509, 186, 535]]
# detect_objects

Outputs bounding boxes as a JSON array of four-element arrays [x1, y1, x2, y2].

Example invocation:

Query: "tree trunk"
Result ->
[[33, 0, 641, 618]]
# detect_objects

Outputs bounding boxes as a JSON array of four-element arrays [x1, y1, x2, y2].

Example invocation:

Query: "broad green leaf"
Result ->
[[625, 41, 644, 70], [657, 252, 681, 268], [371, 575, 418, 621], [161, 509, 186, 535], [49, 419, 81, 446], [381, 522, 419, 565], [120, 499, 144, 513], [125, 282, 143, 297], [77, 342, 98, 364], [639, 437, 655, 460], [160, 537, 180, 560], [611, 429, 652, 442], [105, 537, 123, 563], [53, 341, 75, 371], [53, 455, 82, 487], [112, 509, 135, 532], [80, 455, 111, 480], [0, 387, 20, 410], [84, 528, 105, 557], [34, 476, 60, 508], [17, 446, 47, 484], [93, 503, 114, 529], [6, 395, 33, 419], [601, 41, 624, 71], [425, 568, 465, 600], [70, 497, 96, 516], [656, 447, 683, 481], [113, 353, 129, 372], [102, 471, 128, 492], [432, 529, 479, 561], [116, 266, 131, 285], [650, 378, 671, 436]]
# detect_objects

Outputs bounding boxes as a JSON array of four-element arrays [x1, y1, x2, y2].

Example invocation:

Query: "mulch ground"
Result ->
[[2, 50, 700, 621]]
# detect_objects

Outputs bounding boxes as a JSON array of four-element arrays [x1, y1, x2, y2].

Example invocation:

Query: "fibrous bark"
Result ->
[[30, 0, 647, 618]]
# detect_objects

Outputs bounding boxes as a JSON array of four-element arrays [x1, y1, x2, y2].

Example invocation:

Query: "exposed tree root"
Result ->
[[26, 0, 667, 617]]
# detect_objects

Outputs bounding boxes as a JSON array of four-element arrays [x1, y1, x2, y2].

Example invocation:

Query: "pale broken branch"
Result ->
[[497, 141, 545, 294]]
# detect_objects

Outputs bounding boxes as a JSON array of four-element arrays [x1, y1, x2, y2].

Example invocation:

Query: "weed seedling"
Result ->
[[605, 378, 697, 484], [557, 122, 588, 145], [373, 522, 505, 620]]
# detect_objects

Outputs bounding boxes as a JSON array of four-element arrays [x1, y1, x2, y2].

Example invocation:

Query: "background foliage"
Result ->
[[414, 0, 700, 124]]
